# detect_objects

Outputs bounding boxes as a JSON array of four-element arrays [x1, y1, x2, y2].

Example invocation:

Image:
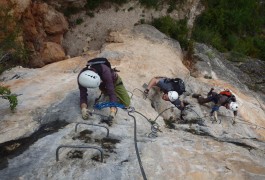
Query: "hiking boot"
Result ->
[[100, 117, 113, 126], [232, 120, 236, 125], [108, 109, 116, 126], [108, 119, 113, 126], [192, 94, 202, 99], [183, 101, 190, 107]]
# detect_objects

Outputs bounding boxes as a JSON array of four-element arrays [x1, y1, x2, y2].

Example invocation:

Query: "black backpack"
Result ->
[[169, 78, 186, 95], [86, 58, 112, 74]]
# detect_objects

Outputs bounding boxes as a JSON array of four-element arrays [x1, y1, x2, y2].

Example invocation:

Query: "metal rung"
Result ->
[[56, 145, 103, 162], [75, 123, 109, 137]]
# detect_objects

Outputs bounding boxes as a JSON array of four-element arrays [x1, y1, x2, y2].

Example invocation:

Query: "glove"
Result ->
[[109, 107, 117, 120], [143, 89, 149, 99], [192, 94, 201, 99], [106, 107, 116, 126], [81, 108, 89, 120]]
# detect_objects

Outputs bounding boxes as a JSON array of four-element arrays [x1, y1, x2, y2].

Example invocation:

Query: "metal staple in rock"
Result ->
[[56, 145, 103, 162], [75, 122, 109, 137]]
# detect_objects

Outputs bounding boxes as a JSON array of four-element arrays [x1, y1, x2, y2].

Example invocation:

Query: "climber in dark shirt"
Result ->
[[77, 58, 130, 122], [144, 76, 186, 111], [192, 88, 238, 123]]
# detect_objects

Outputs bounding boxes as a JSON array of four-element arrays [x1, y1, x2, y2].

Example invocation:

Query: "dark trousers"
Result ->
[[198, 92, 219, 104]]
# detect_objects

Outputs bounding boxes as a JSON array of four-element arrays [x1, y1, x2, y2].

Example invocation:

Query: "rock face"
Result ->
[[1, 0, 68, 67], [23, 1, 68, 67], [0, 25, 265, 180], [62, 0, 204, 56], [193, 43, 265, 99]]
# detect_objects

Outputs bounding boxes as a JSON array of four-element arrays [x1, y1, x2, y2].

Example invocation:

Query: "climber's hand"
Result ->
[[143, 89, 149, 99], [144, 89, 149, 95], [81, 108, 89, 120], [109, 107, 117, 119]]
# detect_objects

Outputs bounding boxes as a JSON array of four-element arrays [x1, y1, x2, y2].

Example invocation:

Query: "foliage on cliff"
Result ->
[[0, 3, 29, 75], [192, 0, 265, 60], [0, 86, 18, 111]]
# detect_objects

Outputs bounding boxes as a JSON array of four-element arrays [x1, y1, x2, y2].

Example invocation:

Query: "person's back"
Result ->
[[77, 57, 130, 122], [156, 78, 186, 94], [78, 63, 118, 104], [156, 78, 174, 93], [192, 88, 238, 123], [217, 94, 233, 106], [144, 76, 186, 111]]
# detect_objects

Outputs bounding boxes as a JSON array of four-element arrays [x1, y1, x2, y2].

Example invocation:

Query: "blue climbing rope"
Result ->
[[94, 102, 125, 110]]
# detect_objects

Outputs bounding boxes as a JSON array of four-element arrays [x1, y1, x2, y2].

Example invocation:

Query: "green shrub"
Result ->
[[152, 16, 189, 50], [167, 0, 177, 13], [110, 0, 127, 4], [253, 36, 265, 60], [85, 0, 127, 11], [227, 51, 247, 62], [139, 0, 160, 9], [152, 16, 175, 36], [63, 6, 81, 17], [85, 0, 102, 10], [75, 18, 84, 25], [193, 0, 265, 60], [86, 11, 94, 17], [128, 7, 134, 11], [0, 86, 18, 111], [140, 19, 145, 24]]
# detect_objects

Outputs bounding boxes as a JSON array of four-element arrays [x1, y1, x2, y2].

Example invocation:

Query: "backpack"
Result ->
[[219, 89, 232, 97], [219, 89, 236, 102], [86, 58, 112, 74], [169, 78, 186, 95]]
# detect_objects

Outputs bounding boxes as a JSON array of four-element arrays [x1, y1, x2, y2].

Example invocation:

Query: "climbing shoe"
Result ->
[[192, 94, 202, 98], [100, 117, 113, 126]]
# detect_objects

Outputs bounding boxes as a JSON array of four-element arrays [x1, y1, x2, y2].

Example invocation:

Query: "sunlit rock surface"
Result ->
[[0, 25, 265, 180]]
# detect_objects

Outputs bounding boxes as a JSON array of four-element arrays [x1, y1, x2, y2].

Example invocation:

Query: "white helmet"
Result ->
[[229, 102, 239, 111], [168, 91, 179, 102], [78, 70, 100, 88]]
